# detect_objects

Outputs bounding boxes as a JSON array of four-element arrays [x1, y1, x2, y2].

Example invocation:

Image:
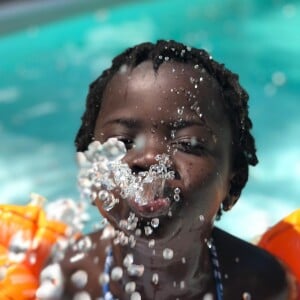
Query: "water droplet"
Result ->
[[152, 273, 159, 285], [174, 187, 180, 194], [73, 291, 91, 300], [71, 270, 88, 288], [163, 248, 174, 260], [180, 280, 185, 289], [123, 253, 134, 267], [98, 272, 109, 285], [127, 264, 145, 277], [125, 281, 136, 293], [242, 292, 251, 300], [128, 235, 136, 248], [151, 218, 159, 228], [171, 130, 176, 139], [203, 293, 214, 300], [111, 266, 123, 281], [130, 291, 141, 300], [206, 238, 212, 249], [181, 257, 186, 264], [98, 190, 117, 211], [177, 106, 184, 115], [148, 239, 155, 248], [235, 257, 240, 263], [174, 194, 180, 202], [199, 215, 205, 222], [144, 226, 153, 236], [135, 229, 142, 236], [76, 236, 93, 252]]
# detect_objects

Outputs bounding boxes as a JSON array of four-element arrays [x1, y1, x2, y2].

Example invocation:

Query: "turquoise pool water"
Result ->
[[0, 0, 299, 239]]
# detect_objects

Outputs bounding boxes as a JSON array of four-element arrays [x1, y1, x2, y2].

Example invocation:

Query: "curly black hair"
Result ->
[[75, 40, 258, 213]]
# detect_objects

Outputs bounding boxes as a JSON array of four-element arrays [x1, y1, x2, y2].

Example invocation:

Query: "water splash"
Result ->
[[77, 138, 175, 211]]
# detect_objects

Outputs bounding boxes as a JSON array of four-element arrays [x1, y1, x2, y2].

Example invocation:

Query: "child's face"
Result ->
[[94, 61, 234, 234]]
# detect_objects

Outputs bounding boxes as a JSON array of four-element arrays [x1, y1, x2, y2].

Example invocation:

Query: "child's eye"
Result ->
[[172, 138, 206, 155], [116, 137, 135, 150]]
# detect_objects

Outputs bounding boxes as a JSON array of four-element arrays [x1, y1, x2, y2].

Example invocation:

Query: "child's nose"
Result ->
[[123, 140, 167, 174]]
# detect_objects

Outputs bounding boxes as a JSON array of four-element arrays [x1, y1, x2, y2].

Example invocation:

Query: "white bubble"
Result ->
[[152, 273, 159, 285], [130, 291, 141, 300], [144, 226, 153, 236], [135, 229, 142, 236], [71, 270, 88, 288], [127, 264, 144, 277], [199, 215, 205, 222], [242, 292, 251, 300], [174, 194, 180, 202], [123, 253, 134, 267], [203, 293, 214, 300], [151, 218, 159, 228], [111, 267, 123, 281], [125, 281, 136, 293], [180, 280, 185, 289], [163, 248, 174, 260], [148, 239, 155, 248], [177, 106, 184, 115], [174, 187, 180, 194], [98, 273, 109, 285], [73, 291, 91, 300]]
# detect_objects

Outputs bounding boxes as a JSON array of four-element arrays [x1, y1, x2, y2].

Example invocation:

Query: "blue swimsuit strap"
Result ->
[[101, 240, 224, 300], [209, 238, 224, 300]]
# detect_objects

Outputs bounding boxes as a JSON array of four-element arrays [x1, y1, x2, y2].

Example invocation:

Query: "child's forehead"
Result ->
[[99, 60, 228, 127], [107, 60, 221, 96]]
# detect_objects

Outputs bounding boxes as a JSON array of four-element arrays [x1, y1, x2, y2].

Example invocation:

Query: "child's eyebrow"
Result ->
[[106, 118, 141, 128], [168, 120, 208, 130]]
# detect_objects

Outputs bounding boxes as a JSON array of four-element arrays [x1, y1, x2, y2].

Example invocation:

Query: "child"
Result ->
[[37, 40, 297, 300]]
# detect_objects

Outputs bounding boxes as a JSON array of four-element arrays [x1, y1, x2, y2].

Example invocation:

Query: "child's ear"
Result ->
[[222, 193, 240, 211], [222, 172, 241, 211]]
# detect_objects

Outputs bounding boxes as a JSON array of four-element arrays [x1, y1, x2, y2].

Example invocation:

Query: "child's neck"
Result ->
[[109, 224, 216, 299]]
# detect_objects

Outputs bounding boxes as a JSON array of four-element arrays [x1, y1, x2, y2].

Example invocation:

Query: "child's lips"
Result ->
[[129, 196, 171, 217]]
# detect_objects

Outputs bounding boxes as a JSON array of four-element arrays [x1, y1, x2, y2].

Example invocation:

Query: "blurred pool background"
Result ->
[[0, 0, 299, 239]]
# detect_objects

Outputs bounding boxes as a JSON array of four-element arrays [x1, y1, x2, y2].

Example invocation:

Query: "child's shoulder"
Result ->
[[54, 225, 114, 299], [214, 227, 290, 299]]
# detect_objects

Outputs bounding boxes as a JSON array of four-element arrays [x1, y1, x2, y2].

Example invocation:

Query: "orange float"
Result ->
[[258, 209, 300, 292], [0, 193, 81, 300]]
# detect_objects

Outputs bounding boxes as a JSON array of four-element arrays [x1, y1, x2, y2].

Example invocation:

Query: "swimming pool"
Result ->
[[0, 0, 299, 239]]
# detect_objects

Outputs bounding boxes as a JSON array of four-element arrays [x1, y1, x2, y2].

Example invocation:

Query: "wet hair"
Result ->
[[75, 40, 258, 214]]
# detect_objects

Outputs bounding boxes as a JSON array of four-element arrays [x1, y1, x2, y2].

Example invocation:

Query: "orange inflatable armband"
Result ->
[[0, 193, 82, 300], [258, 209, 300, 283]]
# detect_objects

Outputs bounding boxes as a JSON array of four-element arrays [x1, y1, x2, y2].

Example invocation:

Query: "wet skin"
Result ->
[[59, 61, 290, 299], [94, 61, 233, 235]]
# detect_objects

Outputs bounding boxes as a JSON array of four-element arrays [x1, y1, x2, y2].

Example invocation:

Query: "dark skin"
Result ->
[[58, 61, 290, 299]]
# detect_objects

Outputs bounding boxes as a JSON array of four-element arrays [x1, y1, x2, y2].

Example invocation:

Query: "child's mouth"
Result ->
[[129, 196, 171, 218], [127, 179, 174, 218]]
